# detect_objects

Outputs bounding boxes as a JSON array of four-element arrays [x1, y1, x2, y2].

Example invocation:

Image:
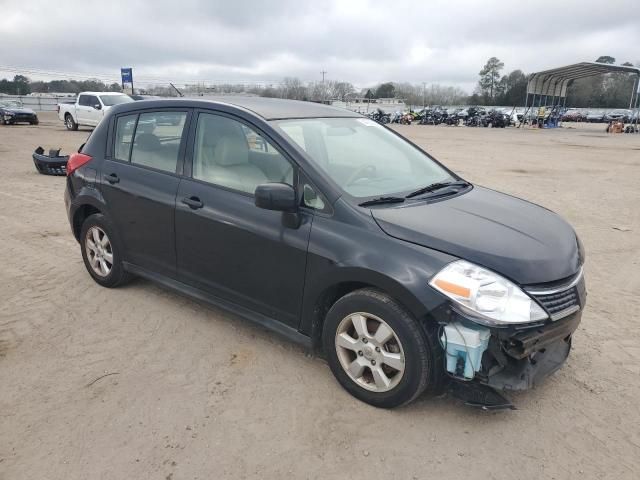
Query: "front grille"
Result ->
[[532, 288, 580, 320], [525, 269, 585, 321]]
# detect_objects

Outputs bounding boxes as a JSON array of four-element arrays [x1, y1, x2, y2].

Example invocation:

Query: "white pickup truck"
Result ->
[[58, 92, 133, 130]]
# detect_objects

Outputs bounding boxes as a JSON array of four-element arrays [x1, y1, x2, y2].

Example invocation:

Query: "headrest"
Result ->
[[215, 136, 249, 167], [136, 133, 162, 151]]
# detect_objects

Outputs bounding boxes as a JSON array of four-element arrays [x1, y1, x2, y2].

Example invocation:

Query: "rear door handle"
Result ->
[[104, 173, 119, 184], [181, 196, 204, 209]]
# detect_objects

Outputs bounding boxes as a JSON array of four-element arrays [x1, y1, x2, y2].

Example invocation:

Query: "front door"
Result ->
[[100, 110, 190, 277], [175, 111, 311, 327], [76, 94, 96, 125]]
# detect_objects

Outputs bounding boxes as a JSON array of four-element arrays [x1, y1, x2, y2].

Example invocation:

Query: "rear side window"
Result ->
[[78, 95, 90, 106], [114, 114, 137, 161], [130, 112, 187, 173]]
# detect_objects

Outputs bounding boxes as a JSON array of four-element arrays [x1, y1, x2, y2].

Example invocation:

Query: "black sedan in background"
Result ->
[[0, 99, 39, 125]]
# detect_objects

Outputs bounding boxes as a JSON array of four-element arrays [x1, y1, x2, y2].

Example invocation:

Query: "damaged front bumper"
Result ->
[[480, 310, 580, 391], [440, 272, 586, 408]]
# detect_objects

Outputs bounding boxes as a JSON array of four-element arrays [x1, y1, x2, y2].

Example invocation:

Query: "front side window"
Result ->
[[87, 96, 100, 108], [276, 117, 453, 198], [129, 111, 187, 173], [192, 113, 293, 195]]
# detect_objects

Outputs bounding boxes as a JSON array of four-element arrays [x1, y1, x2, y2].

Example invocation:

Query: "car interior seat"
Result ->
[[195, 117, 269, 194]]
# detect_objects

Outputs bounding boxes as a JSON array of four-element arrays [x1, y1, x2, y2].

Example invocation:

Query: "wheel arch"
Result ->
[[72, 204, 102, 241], [303, 268, 434, 354]]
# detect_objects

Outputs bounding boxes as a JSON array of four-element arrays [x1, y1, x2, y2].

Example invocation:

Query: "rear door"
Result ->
[[175, 110, 312, 327], [101, 109, 191, 277]]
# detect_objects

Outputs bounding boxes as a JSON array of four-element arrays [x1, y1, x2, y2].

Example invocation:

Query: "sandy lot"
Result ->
[[1, 112, 639, 480]]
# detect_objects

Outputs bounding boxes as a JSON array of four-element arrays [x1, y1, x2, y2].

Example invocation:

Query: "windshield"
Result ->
[[0, 100, 23, 108], [275, 117, 453, 198], [100, 95, 134, 106]]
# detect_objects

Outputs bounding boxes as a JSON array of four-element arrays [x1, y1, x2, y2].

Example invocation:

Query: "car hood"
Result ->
[[371, 186, 581, 285], [2, 107, 36, 114]]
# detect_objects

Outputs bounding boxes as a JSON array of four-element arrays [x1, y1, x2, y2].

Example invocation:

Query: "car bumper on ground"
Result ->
[[32, 147, 68, 176]]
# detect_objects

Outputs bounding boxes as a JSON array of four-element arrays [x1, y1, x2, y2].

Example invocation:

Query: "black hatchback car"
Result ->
[[65, 97, 586, 408]]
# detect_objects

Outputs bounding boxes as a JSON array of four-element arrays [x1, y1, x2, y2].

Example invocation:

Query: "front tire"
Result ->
[[322, 288, 441, 408], [65, 114, 78, 131], [80, 214, 131, 288]]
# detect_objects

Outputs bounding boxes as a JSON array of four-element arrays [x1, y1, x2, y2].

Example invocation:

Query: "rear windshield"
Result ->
[[100, 95, 134, 106]]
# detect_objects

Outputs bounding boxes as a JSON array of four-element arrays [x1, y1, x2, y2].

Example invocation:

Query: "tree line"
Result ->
[[1, 55, 637, 108], [0, 75, 122, 95]]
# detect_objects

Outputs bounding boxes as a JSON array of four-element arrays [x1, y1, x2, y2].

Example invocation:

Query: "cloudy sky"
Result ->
[[1, 0, 639, 91]]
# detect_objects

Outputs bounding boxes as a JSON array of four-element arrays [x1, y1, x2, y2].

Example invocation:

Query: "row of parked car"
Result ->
[[561, 108, 638, 123], [367, 105, 640, 128]]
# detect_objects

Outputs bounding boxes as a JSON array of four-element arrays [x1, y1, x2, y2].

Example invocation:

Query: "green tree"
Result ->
[[13, 75, 31, 95], [478, 57, 504, 101], [497, 69, 528, 106], [595, 55, 615, 64], [374, 82, 395, 99]]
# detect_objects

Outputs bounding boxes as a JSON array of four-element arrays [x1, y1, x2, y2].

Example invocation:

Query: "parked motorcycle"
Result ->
[[482, 109, 508, 128], [368, 108, 391, 124]]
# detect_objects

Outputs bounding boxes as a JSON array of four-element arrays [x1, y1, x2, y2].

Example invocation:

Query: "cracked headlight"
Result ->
[[430, 260, 548, 325]]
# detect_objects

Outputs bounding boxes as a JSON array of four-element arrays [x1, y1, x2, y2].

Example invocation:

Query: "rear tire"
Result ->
[[80, 214, 131, 288], [65, 114, 78, 131], [322, 288, 442, 408]]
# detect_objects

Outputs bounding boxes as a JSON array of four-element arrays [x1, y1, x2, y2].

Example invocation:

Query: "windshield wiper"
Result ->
[[358, 196, 405, 207], [405, 180, 470, 199]]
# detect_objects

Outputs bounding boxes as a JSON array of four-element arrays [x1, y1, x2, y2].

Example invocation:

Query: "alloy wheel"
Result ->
[[85, 226, 113, 277], [335, 312, 405, 392]]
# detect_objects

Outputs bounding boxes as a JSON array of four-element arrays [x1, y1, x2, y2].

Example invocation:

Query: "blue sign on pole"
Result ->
[[120, 68, 134, 94], [121, 68, 133, 84]]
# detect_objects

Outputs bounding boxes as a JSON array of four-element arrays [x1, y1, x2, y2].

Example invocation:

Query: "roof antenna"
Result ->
[[169, 83, 184, 97]]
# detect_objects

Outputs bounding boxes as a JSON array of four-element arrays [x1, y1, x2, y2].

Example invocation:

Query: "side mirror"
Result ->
[[254, 183, 297, 213], [94, 104, 102, 110]]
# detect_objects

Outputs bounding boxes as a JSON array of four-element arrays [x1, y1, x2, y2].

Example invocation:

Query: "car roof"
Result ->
[[81, 92, 128, 96], [114, 96, 361, 120]]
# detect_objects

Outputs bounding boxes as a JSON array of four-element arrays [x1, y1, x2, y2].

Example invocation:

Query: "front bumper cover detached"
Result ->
[[444, 269, 585, 409], [484, 311, 579, 391], [32, 147, 68, 176]]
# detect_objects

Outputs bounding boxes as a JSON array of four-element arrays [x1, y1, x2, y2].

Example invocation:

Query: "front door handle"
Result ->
[[104, 173, 119, 184], [181, 196, 204, 209]]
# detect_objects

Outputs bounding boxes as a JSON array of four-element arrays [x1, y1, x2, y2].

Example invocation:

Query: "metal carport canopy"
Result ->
[[527, 62, 640, 98]]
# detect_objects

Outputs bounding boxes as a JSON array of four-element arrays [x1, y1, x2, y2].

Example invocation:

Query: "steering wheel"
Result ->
[[346, 165, 377, 186]]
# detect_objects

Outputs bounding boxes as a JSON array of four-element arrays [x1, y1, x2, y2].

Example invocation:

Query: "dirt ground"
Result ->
[[1, 112, 639, 480]]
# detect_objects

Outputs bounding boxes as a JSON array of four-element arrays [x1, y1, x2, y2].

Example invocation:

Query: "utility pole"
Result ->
[[422, 82, 426, 108], [321, 70, 327, 103]]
